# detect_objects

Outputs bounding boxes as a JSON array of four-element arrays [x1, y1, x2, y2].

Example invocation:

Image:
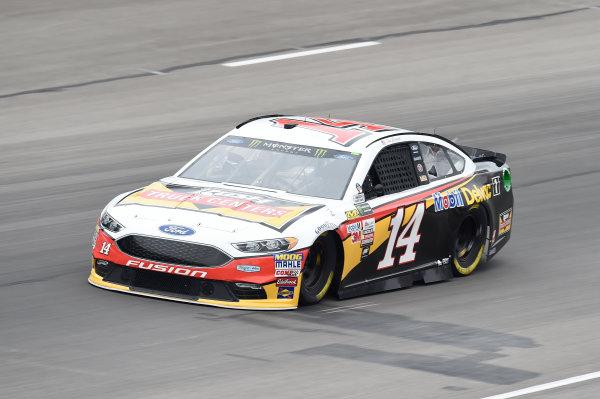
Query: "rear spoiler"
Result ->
[[459, 145, 506, 166]]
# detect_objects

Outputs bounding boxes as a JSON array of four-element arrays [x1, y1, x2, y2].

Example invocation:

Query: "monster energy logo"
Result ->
[[314, 149, 327, 158], [249, 140, 262, 148]]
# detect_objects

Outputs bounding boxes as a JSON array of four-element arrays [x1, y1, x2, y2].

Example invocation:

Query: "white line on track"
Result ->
[[136, 68, 167, 75], [482, 371, 600, 399], [320, 302, 377, 313], [222, 41, 380, 67]]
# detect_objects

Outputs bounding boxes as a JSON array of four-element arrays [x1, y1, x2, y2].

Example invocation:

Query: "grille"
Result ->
[[117, 235, 231, 267], [373, 143, 419, 195], [94, 260, 111, 277], [229, 283, 268, 300], [101, 263, 242, 301]]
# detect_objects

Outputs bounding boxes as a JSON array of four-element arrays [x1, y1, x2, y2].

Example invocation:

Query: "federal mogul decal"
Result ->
[[118, 182, 322, 230]]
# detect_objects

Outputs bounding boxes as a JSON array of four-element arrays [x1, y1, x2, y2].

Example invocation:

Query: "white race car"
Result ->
[[90, 115, 513, 309]]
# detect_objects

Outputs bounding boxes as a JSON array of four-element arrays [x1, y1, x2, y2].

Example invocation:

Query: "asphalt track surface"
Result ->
[[1, 1, 600, 398]]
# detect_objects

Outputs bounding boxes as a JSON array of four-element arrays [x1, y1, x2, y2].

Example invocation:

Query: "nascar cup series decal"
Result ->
[[119, 182, 321, 230], [273, 253, 303, 277]]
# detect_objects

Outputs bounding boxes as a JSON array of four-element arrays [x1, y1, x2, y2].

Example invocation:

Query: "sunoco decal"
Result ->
[[277, 286, 295, 299]]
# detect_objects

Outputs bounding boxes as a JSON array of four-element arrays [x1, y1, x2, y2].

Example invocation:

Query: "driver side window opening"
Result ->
[[363, 143, 419, 200]]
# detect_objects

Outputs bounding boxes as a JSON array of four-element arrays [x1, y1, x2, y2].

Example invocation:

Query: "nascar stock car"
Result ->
[[90, 115, 513, 310]]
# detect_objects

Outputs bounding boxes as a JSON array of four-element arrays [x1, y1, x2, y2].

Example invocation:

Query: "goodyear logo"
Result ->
[[433, 189, 465, 212], [314, 149, 327, 158], [274, 253, 303, 269], [461, 184, 492, 205]]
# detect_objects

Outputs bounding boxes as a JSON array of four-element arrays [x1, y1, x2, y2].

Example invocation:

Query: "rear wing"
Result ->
[[459, 145, 506, 166]]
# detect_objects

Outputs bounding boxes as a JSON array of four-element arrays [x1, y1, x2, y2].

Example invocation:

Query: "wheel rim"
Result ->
[[303, 241, 327, 289], [455, 214, 481, 262]]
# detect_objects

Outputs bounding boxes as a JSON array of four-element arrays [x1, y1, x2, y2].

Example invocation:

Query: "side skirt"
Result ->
[[337, 262, 453, 299]]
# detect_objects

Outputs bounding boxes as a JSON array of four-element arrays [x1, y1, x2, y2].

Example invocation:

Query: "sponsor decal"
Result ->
[[417, 163, 424, 173], [491, 229, 496, 245], [274, 253, 303, 269], [236, 265, 261, 273], [120, 182, 319, 230], [356, 202, 373, 216], [226, 137, 244, 144], [499, 208, 512, 235], [356, 183, 363, 193], [413, 156, 422, 161], [126, 260, 207, 277], [491, 176, 501, 196], [362, 217, 375, 232], [277, 286, 295, 299], [433, 189, 465, 212], [159, 224, 195, 236], [346, 209, 360, 220], [419, 175, 428, 182], [410, 144, 419, 152], [314, 149, 328, 158], [334, 154, 354, 160], [353, 193, 365, 204], [315, 222, 337, 235], [460, 184, 492, 205], [346, 221, 362, 234], [276, 278, 298, 287], [249, 139, 262, 148], [361, 246, 370, 259], [351, 231, 362, 244], [361, 232, 374, 246], [99, 242, 111, 256], [274, 269, 300, 277]]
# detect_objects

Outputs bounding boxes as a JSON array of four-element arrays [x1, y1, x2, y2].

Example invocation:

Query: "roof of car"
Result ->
[[232, 115, 413, 151]]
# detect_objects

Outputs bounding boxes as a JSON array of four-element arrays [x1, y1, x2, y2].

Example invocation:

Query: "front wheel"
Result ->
[[452, 205, 488, 276], [300, 233, 336, 305]]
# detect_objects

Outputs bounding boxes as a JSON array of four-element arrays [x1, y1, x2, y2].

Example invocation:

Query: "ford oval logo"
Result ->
[[159, 224, 195, 236]]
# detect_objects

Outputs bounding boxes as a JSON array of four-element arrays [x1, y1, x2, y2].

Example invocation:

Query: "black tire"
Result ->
[[300, 233, 336, 305], [452, 204, 488, 276]]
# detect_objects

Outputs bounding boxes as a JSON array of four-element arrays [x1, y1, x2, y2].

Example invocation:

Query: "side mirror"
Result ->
[[374, 184, 384, 197]]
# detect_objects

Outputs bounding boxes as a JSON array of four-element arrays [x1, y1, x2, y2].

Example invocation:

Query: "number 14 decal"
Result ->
[[378, 202, 425, 269]]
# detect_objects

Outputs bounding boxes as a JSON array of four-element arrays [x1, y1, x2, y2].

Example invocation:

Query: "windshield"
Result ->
[[179, 136, 361, 199]]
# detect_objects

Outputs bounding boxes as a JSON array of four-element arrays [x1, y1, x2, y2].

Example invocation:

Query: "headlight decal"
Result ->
[[232, 237, 297, 253]]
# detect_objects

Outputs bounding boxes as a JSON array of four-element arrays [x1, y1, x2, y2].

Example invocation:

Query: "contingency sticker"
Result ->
[[499, 208, 512, 235], [119, 182, 321, 230], [277, 286, 295, 299]]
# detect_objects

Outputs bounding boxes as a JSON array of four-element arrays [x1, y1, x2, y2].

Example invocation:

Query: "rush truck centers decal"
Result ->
[[119, 182, 320, 230]]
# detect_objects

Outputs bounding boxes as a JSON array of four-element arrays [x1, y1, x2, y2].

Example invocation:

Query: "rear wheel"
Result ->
[[300, 233, 336, 305], [452, 205, 488, 276]]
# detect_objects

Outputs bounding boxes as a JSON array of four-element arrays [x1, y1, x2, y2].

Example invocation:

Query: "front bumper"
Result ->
[[90, 228, 303, 309], [89, 261, 300, 310]]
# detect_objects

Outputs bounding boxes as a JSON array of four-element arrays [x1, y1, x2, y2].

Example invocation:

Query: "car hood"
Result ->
[[113, 180, 328, 234]]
